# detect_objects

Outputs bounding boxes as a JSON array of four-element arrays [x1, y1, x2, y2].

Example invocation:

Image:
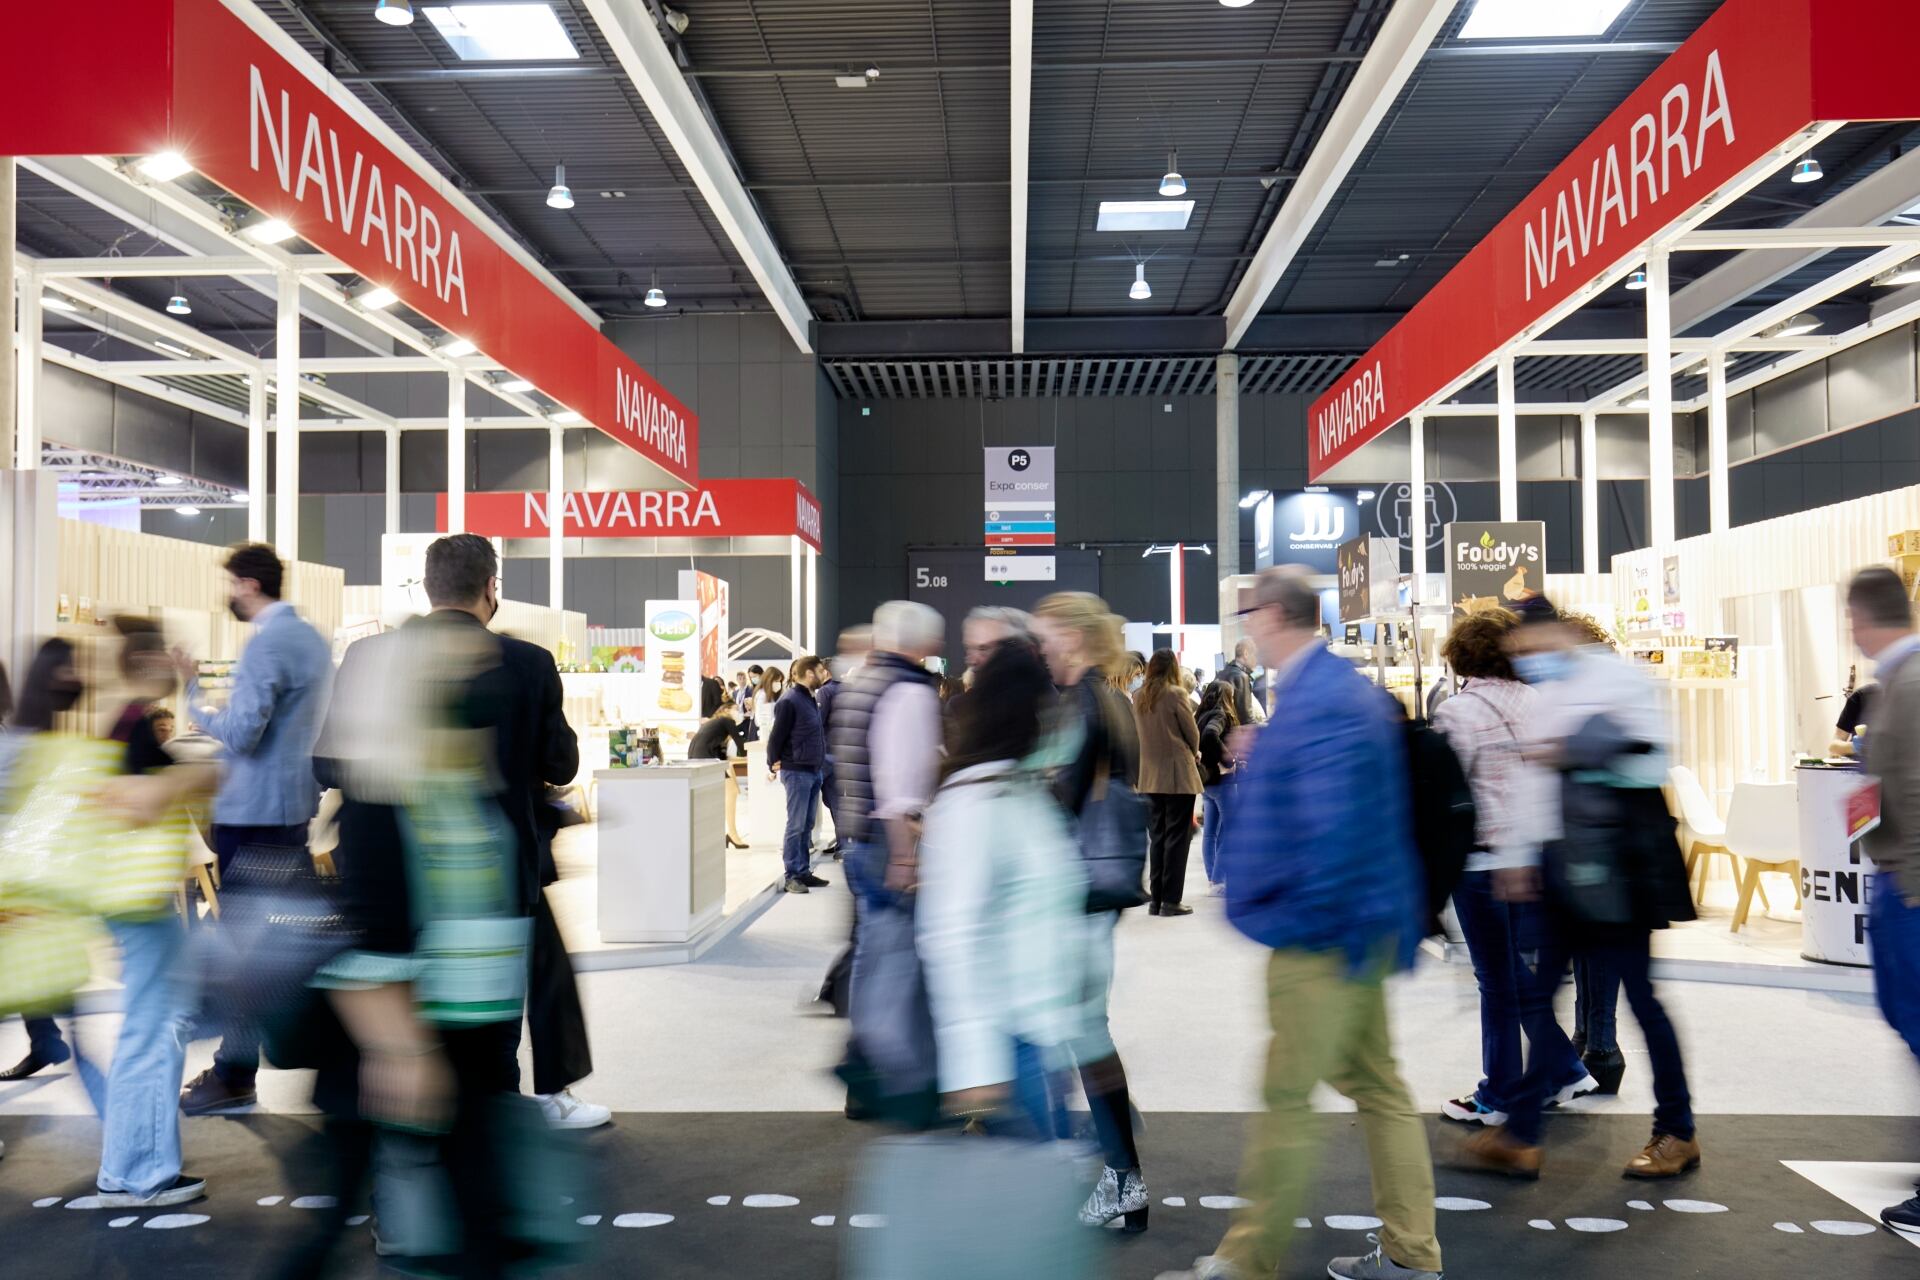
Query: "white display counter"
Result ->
[[1795, 763, 1877, 967], [595, 763, 726, 944], [745, 741, 784, 849]]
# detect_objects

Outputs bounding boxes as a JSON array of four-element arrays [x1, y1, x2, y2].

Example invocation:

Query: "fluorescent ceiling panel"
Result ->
[[1459, 0, 1631, 40], [1096, 200, 1195, 232], [423, 4, 580, 61]]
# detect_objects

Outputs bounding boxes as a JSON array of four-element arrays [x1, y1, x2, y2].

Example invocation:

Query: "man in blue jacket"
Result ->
[[175, 542, 332, 1115], [768, 655, 831, 893], [1162, 568, 1441, 1280]]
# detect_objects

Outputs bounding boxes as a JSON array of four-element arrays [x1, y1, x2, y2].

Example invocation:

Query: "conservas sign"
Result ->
[[1444, 522, 1547, 616]]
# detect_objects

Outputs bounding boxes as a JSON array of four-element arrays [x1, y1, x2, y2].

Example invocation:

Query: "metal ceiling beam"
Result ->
[[1426, 40, 1681, 58], [583, 0, 813, 353], [1675, 226, 1920, 252], [33, 254, 343, 278], [466, 168, 1309, 196], [1011, 0, 1034, 355], [1223, 0, 1462, 350], [37, 344, 247, 427], [1671, 145, 1920, 335]]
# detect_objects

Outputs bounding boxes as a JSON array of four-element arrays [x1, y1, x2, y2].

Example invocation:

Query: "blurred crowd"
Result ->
[[6, 550, 1920, 1278]]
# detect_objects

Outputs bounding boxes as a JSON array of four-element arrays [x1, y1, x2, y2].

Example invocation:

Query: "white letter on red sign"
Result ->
[[249, 65, 292, 192], [1659, 83, 1693, 195], [295, 114, 332, 224], [1695, 50, 1735, 170]]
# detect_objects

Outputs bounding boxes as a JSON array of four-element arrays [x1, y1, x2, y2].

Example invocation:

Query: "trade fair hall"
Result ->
[[2, 1, 1920, 1278]]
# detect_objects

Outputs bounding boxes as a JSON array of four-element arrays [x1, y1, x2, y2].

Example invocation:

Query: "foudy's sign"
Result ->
[[1445, 522, 1547, 616]]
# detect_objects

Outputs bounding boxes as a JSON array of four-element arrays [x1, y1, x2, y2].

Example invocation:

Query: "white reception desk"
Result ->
[[1795, 763, 1876, 967], [596, 763, 727, 944]]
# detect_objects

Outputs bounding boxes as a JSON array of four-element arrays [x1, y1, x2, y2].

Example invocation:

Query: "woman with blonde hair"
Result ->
[[1031, 592, 1152, 1233]]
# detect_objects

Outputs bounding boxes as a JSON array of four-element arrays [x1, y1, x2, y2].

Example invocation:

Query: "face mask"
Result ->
[[228, 598, 247, 622], [49, 683, 82, 713], [1512, 652, 1569, 685], [1127, 675, 1144, 694]]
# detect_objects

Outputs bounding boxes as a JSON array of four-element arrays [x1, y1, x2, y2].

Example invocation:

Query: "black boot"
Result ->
[[1582, 1047, 1626, 1096], [0, 1050, 55, 1081]]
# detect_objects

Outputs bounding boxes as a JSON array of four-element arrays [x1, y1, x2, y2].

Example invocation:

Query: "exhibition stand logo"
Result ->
[[648, 611, 697, 642], [1289, 501, 1346, 546]]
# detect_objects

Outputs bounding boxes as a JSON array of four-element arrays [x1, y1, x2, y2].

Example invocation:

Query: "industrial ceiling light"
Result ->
[[154, 340, 195, 357], [1627, 397, 1652, 409], [1159, 152, 1187, 198], [157, 474, 182, 486], [40, 294, 77, 313], [498, 377, 535, 393], [661, 6, 689, 35], [1775, 311, 1822, 337], [242, 217, 297, 244], [234, 492, 251, 505], [135, 151, 193, 182], [357, 284, 399, 310], [1459, 0, 1630, 39], [1238, 489, 1271, 509], [375, 0, 414, 25], [1219, 0, 1256, 7], [551, 410, 583, 423], [1129, 263, 1152, 301], [644, 287, 668, 308], [1876, 260, 1920, 288], [166, 293, 192, 316], [439, 336, 478, 357], [1791, 157, 1825, 184], [547, 164, 574, 209], [424, 4, 579, 60], [1625, 269, 1648, 291], [175, 506, 203, 516]]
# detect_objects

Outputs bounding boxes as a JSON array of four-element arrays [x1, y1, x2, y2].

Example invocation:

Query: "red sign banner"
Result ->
[[1, 0, 696, 489], [1306, 0, 1920, 480], [439, 479, 824, 551]]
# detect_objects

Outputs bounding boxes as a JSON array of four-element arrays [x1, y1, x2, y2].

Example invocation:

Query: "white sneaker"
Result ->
[[1548, 1073, 1601, 1108], [537, 1089, 612, 1130]]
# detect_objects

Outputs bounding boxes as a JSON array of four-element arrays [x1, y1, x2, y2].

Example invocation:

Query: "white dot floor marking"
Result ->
[[1566, 1218, 1629, 1233], [1434, 1197, 1491, 1211], [291, 1195, 337, 1210], [848, 1214, 887, 1229], [144, 1214, 210, 1229], [1812, 1220, 1878, 1236], [1626, 1200, 1654, 1211], [1199, 1196, 1250, 1210], [64, 1196, 107, 1210], [108, 1216, 137, 1228], [811, 1215, 836, 1227], [1663, 1200, 1728, 1214], [1293, 1218, 1314, 1229], [576, 1215, 602, 1227], [558, 1196, 573, 1206], [346, 1215, 369, 1227], [1162, 1197, 1187, 1207], [742, 1194, 799, 1208], [1324, 1216, 1383, 1231], [706, 1195, 732, 1206], [612, 1213, 674, 1229], [1773, 1223, 1804, 1234], [32, 1197, 60, 1208], [256, 1195, 284, 1207], [1528, 1220, 1556, 1231]]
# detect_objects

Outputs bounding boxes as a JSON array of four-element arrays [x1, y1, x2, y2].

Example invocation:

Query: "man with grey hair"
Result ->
[[962, 605, 1034, 672], [830, 600, 945, 1121], [1162, 566, 1440, 1280], [1846, 566, 1920, 1238]]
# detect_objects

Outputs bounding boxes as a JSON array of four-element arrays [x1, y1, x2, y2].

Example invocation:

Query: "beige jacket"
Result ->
[[1133, 686, 1203, 796], [1865, 645, 1920, 903]]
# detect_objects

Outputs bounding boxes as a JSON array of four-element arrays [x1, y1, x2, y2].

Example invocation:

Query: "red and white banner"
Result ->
[[2, 0, 697, 489], [439, 479, 824, 551], [1307, 0, 1920, 480]]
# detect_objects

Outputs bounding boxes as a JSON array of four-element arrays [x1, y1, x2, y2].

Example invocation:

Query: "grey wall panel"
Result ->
[[1828, 328, 1916, 430], [700, 363, 745, 449], [697, 314, 741, 365], [401, 430, 449, 494], [472, 429, 546, 492], [741, 314, 785, 366], [1753, 362, 1829, 454], [114, 387, 189, 474], [1431, 419, 1498, 480], [1515, 417, 1571, 481], [42, 361, 115, 453], [1729, 391, 1756, 462], [194, 416, 248, 488], [301, 434, 365, 493], [1596, 414, 1649, 479]]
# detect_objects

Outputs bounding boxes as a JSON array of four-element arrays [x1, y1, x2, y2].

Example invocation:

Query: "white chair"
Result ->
[[1668, 766, 1733, 902], [1720, 782, 1802, 933]]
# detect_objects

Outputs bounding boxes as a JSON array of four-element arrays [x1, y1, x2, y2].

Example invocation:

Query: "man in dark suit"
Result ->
[[423, 535, 604, 1129]]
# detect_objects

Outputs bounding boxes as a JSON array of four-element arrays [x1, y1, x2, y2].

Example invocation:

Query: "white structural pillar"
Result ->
[[1646, 247, 1676, 547], [248, 373, 269, 542], [1216, 353, 1241, 582], [1580, 411, 1600, 575], [274, 268, 300, 560], [805, 544, 818, 656], [547, 425, 564, 611], [1408, 412, 1426, 589], [789, 537, 803, 655], [14, 264, 39, 471], [446, 369, 467, 534], [1707, 349, 1730, 534], [1496, 352, 1518, 520], [383, 425, 400, 542]]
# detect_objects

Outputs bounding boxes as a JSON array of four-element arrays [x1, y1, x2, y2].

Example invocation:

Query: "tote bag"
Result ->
[[1077, 759, 1148, 912]]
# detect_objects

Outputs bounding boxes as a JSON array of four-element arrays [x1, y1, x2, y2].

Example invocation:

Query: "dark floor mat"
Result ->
[[0, 1111, 1914, 1278]]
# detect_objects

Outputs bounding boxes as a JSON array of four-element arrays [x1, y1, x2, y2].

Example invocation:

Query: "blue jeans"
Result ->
[[780, 768, 823, 880], [1871, 874, 1920, 1062], [1508, 927, 1692, 1146], [88, 915, 192, 1197], [1574, 954, 1620, 1054], [1201, 784, 1228, 885], [1451, 870, 1584, 1112]]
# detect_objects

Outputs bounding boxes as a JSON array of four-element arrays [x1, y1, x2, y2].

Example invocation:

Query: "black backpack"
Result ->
[[1404, 717, 1477, 936]]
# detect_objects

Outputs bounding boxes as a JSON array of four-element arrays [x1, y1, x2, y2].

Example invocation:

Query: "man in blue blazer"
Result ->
[[176, 542, 332, 1115]]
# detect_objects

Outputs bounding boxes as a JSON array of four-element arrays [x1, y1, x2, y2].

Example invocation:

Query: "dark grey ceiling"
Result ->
[[20, 0, 1920, 404]]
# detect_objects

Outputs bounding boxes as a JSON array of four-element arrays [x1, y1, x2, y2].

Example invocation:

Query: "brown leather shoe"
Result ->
[[1457, 1126, 1543, 1180], [1624, 1133, 1701, 1179]]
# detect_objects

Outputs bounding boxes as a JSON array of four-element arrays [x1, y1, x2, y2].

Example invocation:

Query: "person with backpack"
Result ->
[[1430, 611, 1595, 1130], [1160, 568, 1441, 1280]]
